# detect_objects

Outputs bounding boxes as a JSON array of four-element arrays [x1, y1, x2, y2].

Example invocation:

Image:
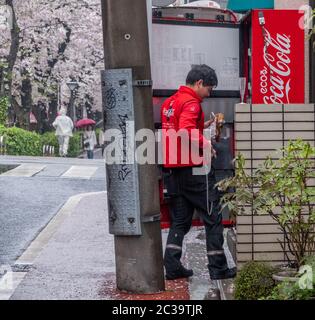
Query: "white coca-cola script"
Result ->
[[260, 28, 292, 104]]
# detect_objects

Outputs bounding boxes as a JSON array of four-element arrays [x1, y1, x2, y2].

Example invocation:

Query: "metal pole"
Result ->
[[73, 99, 76, 124], [68, 90, 74, 120], [101, 0, 165, 293], [58, 83, 61, 112]]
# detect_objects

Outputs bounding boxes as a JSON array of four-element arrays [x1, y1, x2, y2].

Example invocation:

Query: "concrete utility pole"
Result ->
[[101, 0, 165, 293]]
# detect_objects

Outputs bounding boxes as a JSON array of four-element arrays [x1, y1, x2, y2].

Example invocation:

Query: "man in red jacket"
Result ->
[[161, 65, 236, 280]]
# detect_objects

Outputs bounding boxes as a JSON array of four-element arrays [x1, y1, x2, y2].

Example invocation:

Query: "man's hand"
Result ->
[[204, 118, 215, 129]]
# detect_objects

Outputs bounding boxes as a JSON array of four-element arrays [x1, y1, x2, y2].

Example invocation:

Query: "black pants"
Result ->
[[87, 150, 94, 159], [164, 166, 228, 277]]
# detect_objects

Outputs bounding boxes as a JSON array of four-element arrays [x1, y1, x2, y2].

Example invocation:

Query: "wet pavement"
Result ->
[[1, 155, 236, 300], [7, 191, 236, 300], [0, 156, 105, 267]]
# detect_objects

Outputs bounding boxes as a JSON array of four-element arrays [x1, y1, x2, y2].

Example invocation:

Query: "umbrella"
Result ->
[[75, 118, 96, 128]]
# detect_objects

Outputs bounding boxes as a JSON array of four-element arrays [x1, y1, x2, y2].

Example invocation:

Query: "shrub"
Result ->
[[41, 131, 59, 156], [0, 126, 82, 157], [0, 125, 42, 156], [41, 131, 83, 157], [265, 280, 315, 300], [67, 132, 82, 157], [234, 261, 277, 300]]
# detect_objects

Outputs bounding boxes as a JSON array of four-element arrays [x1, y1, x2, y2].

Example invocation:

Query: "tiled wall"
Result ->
[[234, 103, 315, 265]]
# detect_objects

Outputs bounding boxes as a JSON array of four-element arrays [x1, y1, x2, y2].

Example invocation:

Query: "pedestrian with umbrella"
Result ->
[[76, 118, 97, 159]]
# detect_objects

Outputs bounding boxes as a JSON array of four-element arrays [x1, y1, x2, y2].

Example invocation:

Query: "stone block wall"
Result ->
[[234, 103, 315, 265]]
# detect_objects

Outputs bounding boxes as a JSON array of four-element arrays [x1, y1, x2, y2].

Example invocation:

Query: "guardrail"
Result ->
[[42, 145, 55, 157]]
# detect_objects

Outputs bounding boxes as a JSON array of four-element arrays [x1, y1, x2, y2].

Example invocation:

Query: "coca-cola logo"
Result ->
[[259, 28, 292, 104]]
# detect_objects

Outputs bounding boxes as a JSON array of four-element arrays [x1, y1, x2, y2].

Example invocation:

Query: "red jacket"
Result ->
[[161, 86, 210, 168]]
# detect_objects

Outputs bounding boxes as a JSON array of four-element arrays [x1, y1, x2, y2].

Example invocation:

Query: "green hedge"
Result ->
[[0, 125, 82, 157], [0, 125, 42, 156], [40, 131, 59, 155], [68, 132, 83, 157]]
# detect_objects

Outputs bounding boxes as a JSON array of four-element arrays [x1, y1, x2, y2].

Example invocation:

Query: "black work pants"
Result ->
[[164, 166, 228, 277]]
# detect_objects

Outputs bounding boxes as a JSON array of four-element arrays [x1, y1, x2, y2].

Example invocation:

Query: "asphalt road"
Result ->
[[0, 164, 105, 266]]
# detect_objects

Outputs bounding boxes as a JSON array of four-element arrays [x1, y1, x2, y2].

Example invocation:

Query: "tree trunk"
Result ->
[[19, 76, 32, 130], [4, 0, 20, 125], [48, 95, 58, 128]]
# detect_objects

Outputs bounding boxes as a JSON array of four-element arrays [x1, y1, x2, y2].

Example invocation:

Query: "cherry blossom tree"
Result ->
[[0, 0, 103, 131]]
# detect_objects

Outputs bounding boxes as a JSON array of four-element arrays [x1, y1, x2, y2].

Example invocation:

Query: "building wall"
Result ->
[[234, 103, 315, 266], [274, 0, 309, 9]]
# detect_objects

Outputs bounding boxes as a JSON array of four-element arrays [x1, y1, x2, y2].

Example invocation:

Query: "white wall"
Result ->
[[274, 0, 309, 9]]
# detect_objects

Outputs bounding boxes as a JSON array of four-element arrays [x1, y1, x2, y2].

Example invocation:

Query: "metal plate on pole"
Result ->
[[101, 69, 142, 236]]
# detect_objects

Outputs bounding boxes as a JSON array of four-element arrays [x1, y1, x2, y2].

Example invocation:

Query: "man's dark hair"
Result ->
[[186, 64, 218, 87]]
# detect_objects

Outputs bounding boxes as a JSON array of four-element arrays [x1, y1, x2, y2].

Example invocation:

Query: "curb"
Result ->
[[15, 191, 106, 267], [227, 228, 237, 265], [1, 191, 106, 300]]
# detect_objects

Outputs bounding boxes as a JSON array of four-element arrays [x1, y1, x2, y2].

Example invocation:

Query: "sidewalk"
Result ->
[[8, 192, 236, 300]]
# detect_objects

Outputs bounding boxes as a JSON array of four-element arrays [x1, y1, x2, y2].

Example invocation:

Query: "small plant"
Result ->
[[234, 261, 277, 300], [218, 140, 315, 268], [264, 257, 315, 300]]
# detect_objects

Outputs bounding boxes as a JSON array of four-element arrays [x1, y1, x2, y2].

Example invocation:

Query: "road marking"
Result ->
[[35, 164, 70, 177], [0, 272, 27, 300], [216, 280, 227, 300], [1, 164, 46, 177], [61, 165, 98, 179]]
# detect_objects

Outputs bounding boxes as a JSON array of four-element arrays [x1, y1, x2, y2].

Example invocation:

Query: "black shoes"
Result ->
[[165, 266, 237, 280], [165, 265, 194, 280], [210, 267, 237, 280]]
